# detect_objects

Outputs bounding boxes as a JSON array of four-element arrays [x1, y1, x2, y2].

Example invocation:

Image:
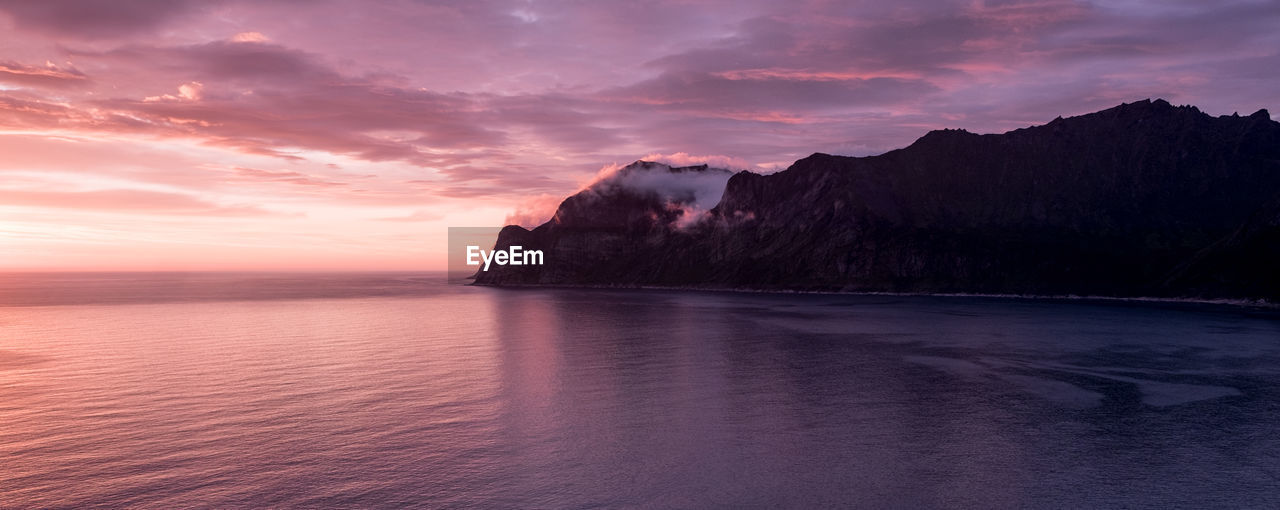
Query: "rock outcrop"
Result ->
[[475, 100, 1280, 301]]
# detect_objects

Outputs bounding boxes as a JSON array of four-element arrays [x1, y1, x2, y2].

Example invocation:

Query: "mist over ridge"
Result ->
[[478, 99, 1280, 301]]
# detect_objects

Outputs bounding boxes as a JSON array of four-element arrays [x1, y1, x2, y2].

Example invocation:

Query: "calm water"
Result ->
[[1, 273, 1278, 508]]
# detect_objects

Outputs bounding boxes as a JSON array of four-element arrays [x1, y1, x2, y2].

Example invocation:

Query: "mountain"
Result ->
[[474, 99, 1280, 301]]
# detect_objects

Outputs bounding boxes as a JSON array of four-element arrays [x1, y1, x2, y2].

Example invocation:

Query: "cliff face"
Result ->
[[475, 100, 1280, 300]]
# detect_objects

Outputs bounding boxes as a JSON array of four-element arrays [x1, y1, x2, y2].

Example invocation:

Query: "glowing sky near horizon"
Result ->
[[1, 0, 1277, 270]]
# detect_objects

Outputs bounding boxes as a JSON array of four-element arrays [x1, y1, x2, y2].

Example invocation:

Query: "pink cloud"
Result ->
[[714, 69, 925, 82], [504, 193, 564, 228], [0, 188, 276, 216], [230, 167, 347, 188], [230, 31, 269, 43], [0, 61, 88, 88]]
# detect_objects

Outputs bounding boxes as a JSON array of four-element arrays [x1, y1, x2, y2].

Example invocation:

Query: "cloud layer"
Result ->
[[0, 0, 1276, 269]]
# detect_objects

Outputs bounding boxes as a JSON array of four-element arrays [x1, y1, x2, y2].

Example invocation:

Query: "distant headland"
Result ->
[[475, 100, 1279, 302]]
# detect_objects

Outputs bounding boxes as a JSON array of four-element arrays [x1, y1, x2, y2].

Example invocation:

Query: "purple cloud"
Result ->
[[0, 0, 210, 39], [0, 0, 1276, 206]]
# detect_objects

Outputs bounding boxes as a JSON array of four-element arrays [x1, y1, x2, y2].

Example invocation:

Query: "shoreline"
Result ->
[[470, 281, 1279, 310]]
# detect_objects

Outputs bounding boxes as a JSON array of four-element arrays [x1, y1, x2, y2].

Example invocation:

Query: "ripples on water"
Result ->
[[1, 273, 1278, 508]]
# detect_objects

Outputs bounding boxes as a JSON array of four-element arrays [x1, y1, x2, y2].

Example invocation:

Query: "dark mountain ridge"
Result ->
[[475, 99, 1280, 301]]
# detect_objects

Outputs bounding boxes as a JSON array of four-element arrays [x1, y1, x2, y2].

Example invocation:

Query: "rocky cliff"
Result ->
[[474, 100, 1280, 301]]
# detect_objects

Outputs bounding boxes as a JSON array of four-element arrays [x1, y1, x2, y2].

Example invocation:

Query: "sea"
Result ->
[[1, 272, 1277, 508]]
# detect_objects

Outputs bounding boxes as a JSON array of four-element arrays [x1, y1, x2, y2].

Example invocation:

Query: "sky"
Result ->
[[1, 0, 1277, 271]]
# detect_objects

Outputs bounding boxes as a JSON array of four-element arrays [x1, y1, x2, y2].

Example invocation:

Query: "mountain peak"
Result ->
[[906, 128, 980, 150], [1098, 98, 1186, 117]]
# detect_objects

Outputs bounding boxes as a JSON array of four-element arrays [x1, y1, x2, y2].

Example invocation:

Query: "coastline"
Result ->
[[469, 281, 1280, 311]]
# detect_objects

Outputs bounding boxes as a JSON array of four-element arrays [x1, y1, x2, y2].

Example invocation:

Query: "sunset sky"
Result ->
[[1, 0, 1277, 271]]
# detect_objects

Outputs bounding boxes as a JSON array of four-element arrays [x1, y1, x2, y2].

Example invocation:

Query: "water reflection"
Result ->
[[0, 275, 1277, 507], [484, 289, 1280, 507]]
